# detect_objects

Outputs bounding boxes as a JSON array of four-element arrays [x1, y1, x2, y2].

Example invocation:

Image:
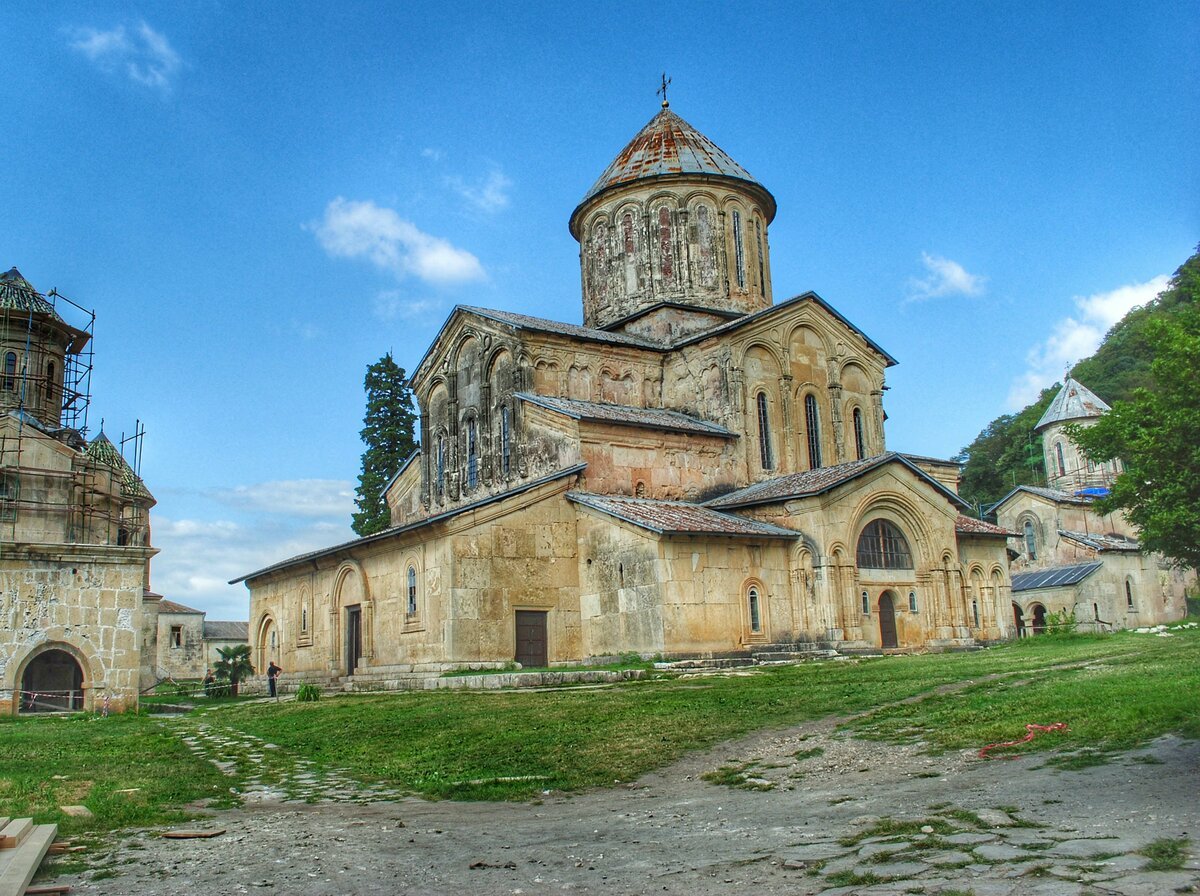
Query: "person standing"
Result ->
[[267, 660, 282, 698]]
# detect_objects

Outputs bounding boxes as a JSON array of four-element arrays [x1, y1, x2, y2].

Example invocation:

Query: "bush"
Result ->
[[295, 684, 322, 702]]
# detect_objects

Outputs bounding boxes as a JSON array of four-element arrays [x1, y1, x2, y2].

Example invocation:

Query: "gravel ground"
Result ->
[[48, 713, 1200, 895]]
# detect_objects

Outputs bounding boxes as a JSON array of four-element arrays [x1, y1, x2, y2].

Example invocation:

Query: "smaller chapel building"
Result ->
[[236, 104, 1016, 687]]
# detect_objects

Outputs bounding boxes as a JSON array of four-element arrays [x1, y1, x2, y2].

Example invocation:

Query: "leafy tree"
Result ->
[[214, 644, 255, 697], [1070, 254, 1200, 568], [353, 353, 418, 536]]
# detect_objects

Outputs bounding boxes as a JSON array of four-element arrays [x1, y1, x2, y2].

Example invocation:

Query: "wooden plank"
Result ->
[[160, 829, 225, 840], [22, 886, 72, 895], [0, 819, 32, 850], [0, 823, 56, 896]]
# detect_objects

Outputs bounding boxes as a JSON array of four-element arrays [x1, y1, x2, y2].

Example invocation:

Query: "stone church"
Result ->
[[992, 376, 1190, 634], [236, 103, 1016, 687], [0, 268, 158, 713]]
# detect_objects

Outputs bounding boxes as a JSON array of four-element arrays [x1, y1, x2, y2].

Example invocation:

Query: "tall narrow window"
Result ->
[[755, 219, 765, 291], [805, 394, 822, 469], [852, 407, 865, 460], [466, 418, 478, 489], [861, 591, 870, 614], [1023, 520, 1037, 560], [45, 360, 56, 407], [732, 210, 746, 288], [589, 222, 608, 303], [1055, 442, 1066, 477], [622, 212, 638, 293], [908, 591, 918, 612], [2, 352, 15, 392], [748, 586, 762, 633], [301, 607, 308, 632], [697, 205, 715, 285], [500, 406, 511, 476], [1125, 579, 1134, 610], [407, 566, 418, 616], [658, 206, 673, 279], [972, 599, 980, 628], [756, 392, 773, 470], [436, 434, 446, 498]]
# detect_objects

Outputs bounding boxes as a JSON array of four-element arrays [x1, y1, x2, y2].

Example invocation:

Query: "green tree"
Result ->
[[1070, 251, 1200, 568], [214, 644, 255, 697], [353, 353, 418, 536]]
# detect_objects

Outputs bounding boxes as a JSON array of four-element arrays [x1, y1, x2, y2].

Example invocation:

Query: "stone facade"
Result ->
[[237, 104, 1015, 688], [0, 268, 157, 714]]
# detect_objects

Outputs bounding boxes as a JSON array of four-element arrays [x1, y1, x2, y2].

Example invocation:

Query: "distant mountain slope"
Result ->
[[956, 246, 1200, 510]]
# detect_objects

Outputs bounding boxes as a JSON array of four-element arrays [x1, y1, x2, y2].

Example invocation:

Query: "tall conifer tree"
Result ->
[[353, 353, 418, 536]]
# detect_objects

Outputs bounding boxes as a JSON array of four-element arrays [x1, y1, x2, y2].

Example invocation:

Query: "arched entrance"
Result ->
[[20, 649, 85, 713], [1012, 603, 1025, 637], [1031, 604, 1047, 634], [878, 591, 898, 649]]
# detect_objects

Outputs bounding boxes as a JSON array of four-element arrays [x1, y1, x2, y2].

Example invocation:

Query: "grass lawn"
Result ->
[[1, 626, 1196, 834]]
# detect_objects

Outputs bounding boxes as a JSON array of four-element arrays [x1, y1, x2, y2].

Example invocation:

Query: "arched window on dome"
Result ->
[[2, 352, 15, 392], [657, 206, 674, 280], [732, 210, 746, 288], [804, 394, 822, 469], [755, 219, 765, 292], [1023, 520, 1038, 561], [852, 407, 865, 460], [622, 212, 638, 293], [589, 221, 609, 304], [856, 520, 913, 569], [756, 392, 774, 471], [44, 360, 56, 408], [1055, 442, 1066, 477], [696, 205, 716, 286]]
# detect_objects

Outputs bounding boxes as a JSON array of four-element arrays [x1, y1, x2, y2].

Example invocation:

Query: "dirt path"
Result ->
[[49, 706, 1200, 895]]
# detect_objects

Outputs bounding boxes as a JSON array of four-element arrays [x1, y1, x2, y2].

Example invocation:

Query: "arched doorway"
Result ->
[[878, 591, 898, 649], [1013, 603, 1025, 637], [1031, 604, 1047, 634], [21, 649, 85, 713]]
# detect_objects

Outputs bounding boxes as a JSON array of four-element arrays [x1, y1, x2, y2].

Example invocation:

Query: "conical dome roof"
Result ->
[[571, 107, 775, 233], [86, 432, 154, 501], [1036, 377, 1111, 431], [0, 268, 64, 322]]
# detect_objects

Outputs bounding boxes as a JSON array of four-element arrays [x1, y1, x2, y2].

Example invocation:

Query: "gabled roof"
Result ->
[[955, 515, 1016, 537], [158, 599, 203, 615], [988, 484, 1094, 514], [1011, 561, 1103, 592], [568, 492, 799, 539], [704, 452, 968, 511], [518, 393, 735, 438], [571, 107, 775, 230], [1036, 377, 1111, 430], [232, 463, 587, 584], [1058, 530, 1141, 552], [204, 620, 249, 640], [0, 267, 64, 322], [85, 432, 154, 502]]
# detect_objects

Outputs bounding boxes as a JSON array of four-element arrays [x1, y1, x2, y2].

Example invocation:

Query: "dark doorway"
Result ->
[[515, 610, 548, 668], [346, 605, 362, 674], [878, 592, 898, 649], [21, 649, 84, 713], [1031, 604, 1047, 634], [1013, 603, 1026, 637]]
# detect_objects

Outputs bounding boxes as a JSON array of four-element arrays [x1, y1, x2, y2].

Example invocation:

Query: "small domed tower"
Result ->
[[0, 268, 90, 430], [1036, 376, 1121, 491], [569, 102, 777, 341]]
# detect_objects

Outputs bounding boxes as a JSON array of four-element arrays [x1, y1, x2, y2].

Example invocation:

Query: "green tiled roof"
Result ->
[[86, 432, 154, 501], [0, 268, 64, 321]]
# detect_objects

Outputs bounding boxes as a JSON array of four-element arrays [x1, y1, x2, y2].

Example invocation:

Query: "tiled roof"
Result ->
[[705, 453, 965, 510], [568, 492, 799, 539], [1036, 377, 1111, 429], [518, 393, 734, 438], [0, 268, 64, 321], [204, 620, 249, 640], [575, 108, 770, 212], [158, 599, 202, 614], [85, 432, 154, 501], [1058, 530, 1141, 552], [460, 306, 663, 349], [955, 515, 1017, 537], [988, 485, 1095, 514], [1011, 562, 1103, 592]]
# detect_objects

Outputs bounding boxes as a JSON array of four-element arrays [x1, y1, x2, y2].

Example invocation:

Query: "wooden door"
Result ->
[[515, 610, 548, 668], [878, 592, 898, 648], [346, 606, 362, 674]]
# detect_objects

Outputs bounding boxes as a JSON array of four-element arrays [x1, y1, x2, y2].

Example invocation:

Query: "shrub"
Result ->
[[295, 684, 322, 702]]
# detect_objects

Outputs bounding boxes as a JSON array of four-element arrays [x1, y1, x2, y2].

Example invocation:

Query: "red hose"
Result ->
[[979, 722, 1068, 759]]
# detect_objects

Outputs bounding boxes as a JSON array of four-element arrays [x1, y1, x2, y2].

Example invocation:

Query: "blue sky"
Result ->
[[3, 2, 1196, 619]]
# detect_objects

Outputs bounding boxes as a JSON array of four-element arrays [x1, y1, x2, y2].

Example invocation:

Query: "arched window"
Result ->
[[658, 206, 673, 279], [117, 528, 129, 546], [861, 590, 870, 614], [589, 222, 609, 302], [622, 212, 637, 292], [1023, 520, 1037, 561], [2, 352, 15, 391], [1055, 442, 1066, 477], [1125, 578, 1135, 610], [500, 406, 511, 476], [407, 566, 418, 616], [755, 219, 765, 291], [852, 407, 865, 460], [972, 599, 980, 628], [747, 585, 762, 633], [805, 394, 822, 469], [732, 210, 746, 288], [301, 606, 308, 632], [696, 205, 715, 285], [45, 360, 56, 407], [756, 392, 773, 470], [436, 434, 446, 498], [466, 417, 478, 489], [856, 519, 914, 569], [634, 480, 646, 498], [908, 591, 918, 612]]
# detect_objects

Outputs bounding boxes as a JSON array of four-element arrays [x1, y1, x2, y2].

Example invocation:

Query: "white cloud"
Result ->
[[372, 290, 444, 322], [68, 21, 181, 90], [310, 197, 486, 285], [421, 147, 444, 162], [212, 479, 355, 518], [907, 252, 986, 301], [1006, 274, 1170, 408], [445, 168, 513, 213]]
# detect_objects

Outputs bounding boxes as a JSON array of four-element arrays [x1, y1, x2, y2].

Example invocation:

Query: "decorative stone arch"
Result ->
[[741, 576, 769, 642], [786, 322, 836, 365], [736, 339, 786, 375], [794, 383, 829, 470], [848, 493, 939, 573], [1016, 511, 1044, 561], [532, 355, 562, 393], [332, 560, 373, 673], [9, 638, 100, 714], [254, 612, 280, 674], [967, 565, 987, 631], [402, 551, 424, 622], [789, 540, 819, 632]]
